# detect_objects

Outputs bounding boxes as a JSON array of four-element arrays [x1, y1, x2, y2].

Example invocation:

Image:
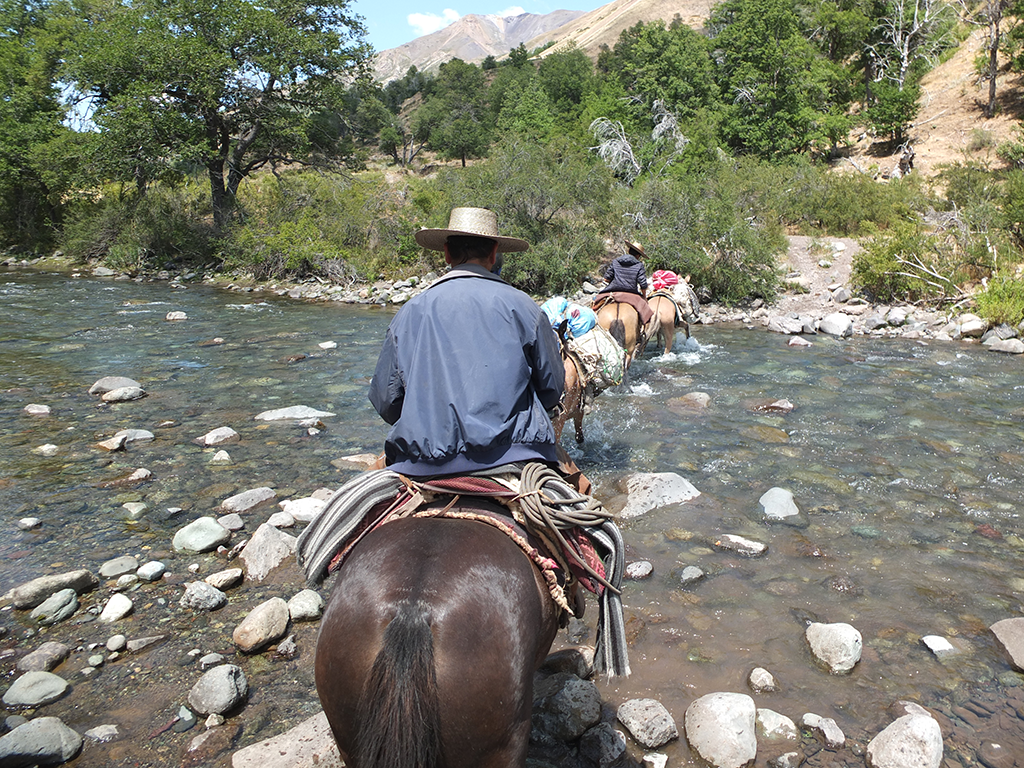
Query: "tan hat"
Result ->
[[414, 207, 530, 253], [626, 240, 646, 258]]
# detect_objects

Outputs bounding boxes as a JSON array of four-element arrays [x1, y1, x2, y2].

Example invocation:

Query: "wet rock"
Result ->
[[825, 575, 862, 596], [29, 589, 78, 626], [122, 502, 148, 520], [210, 450, 232, 464], [618, 473, 701, 519], [113, 428, 154, 443], [768, 315, 806, 335], [0, 716, 83, 765], [769, 752, 803, 768], [818, 313, 853, 337], [180, 582, 228, 611], [684, 692, 756, 768], [616, 698, 678, 748], [625, 561, 653, 580], [233, 597, 290, 653], [166, 310, 187, 321], [865, 713, 942, 768], [102, 386, 147, 402], [173, 517, 231, 553], [806, 621, 862, 673], [676, 565, 705, 586], [24, 404, 51, 416], [187, 664, 248, 715], [254, 406, 336, 421], [32, 443, 59, 456], [921, 635, 960, 659], [990, 618, 1024, 670], [788, 336, 813, 347], [99, 555, 139, 578], [106, 635, 127, 652], [16, 642, 71, 673], [759, 487, 805, 526], [713, 534, 768, 557], [3, 671, 70, 707], [8, 570, 98, 609], [579, 722, 629, 767], [802, 712, 845, 748], [539, 648, 594, 680], [136, 561, 166, 581], [98, 593, 133, 622], [278, 497, 326, 523], [988, 338, 1024, 354], [756, 708, 798, 741], [275, 634, 297, 660], [96, 434, 128, 451], [238, 523, 297, 581], [231, 711, 342, 768], [752, 399, 795, 413], [84, 724, 120, 742], [182, 722, 243, 768], [267, 511, 295, 528], [218, 513, 245, 531], [196, 427, 239, 446], [205, 568, 243, 590], [200, 653, 225, 669], [288, 590, 324, 622], [748, 667, 778, 693], [89, 376, 142, 394], [978, 740, 1015, 768], [532, 673, 602, 742], [220, 487, 277, 514]]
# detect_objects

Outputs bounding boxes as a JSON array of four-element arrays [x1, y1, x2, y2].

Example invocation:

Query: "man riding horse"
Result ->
[[593, 240, 653, 361]]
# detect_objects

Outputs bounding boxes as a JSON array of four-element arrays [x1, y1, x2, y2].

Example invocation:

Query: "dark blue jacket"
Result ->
[[368, 264, 564, 477], [599, 254, 648, 295]]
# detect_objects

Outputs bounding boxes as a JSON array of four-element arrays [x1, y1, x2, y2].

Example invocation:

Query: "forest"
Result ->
[[3, 0, 1024, 320]]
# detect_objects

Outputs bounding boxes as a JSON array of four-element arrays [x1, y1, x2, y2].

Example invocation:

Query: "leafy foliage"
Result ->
[[974, 276, 1024, 325]]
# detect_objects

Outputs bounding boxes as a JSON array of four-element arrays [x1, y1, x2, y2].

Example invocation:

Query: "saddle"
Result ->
[[592, 291, 654, 326]]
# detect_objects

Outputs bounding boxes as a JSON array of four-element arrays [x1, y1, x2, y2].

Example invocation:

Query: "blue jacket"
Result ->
[[599, 254, 648, 295], [369, 264, 564, 477]]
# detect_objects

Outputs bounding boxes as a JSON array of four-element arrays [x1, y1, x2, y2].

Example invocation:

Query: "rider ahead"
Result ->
[[368, 207, 565, 477], [597, 240, 648, 298]]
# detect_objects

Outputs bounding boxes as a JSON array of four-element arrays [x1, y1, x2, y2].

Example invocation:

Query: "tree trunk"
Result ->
[[208, 159, 228, 230], [986, 7, 1002, 118]]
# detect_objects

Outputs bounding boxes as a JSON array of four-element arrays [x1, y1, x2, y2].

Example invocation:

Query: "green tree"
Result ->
[[495, 78, 555, 141], [417, 59, 491, 166], [0, 0, 76, 247], [61, 0, 370, 227]]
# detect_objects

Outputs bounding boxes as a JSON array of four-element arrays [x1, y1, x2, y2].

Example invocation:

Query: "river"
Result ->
[[1, 267, 1023, 766]]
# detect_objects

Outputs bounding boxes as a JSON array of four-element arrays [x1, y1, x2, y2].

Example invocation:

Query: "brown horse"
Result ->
[[314, 511, 560, 768], [643, 293, 688, 356], [551, 322, 586, 444], [595, 299, 644, 363]]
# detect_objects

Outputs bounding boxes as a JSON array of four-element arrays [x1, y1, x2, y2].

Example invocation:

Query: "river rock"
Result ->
[[220, 486, 277, 513], [173, 517, 231, 553], [684, 692, 757, 768], [102, 386, 147, 402], [233, 597, 290, 652], [279, 497, 326, 523], [218, 513, 245, 531], [990, 617, 1024, 670], [532, 673, 602, 741], [748, 667, 778, 693], [165, 310, 188, 321], [920, 634, 960, 659], [89, 376, 142, 395], [989, 338, 1024, 354], [288, 590, 324, 622], [756, 708, 798, 741], [619, 472, 700, 519], [957, 314, 989, 338], [84, 724, 120, 742], [136, 561, 166, 581], [8, 570, 99, 609], [713, 534, 768, 557], [98, 593, 133, 622], [24, 404, 50, 416], [106, 635, 127, 652], [267, 511, 295, 528], [3, 671, 69, 707], [196, 426, 240, 446], [626, 561, 654, 580], [759, 487, 805, 526], [17, 642, 71, 673], [32, 444, 59, 456], [806, 621, 862, 673], [866, 713, 942, 768], [254, 406, 336, 421], [16, 517, 41, 530], [99, 555, 139, 578], [29, 589, 78, 626], [122, 502, 147, 520], [802, 713, 845, 748], [187, 664, 248, 715], [206, 568, 243, 590], [180, 582, 228, 611], [211, 450, 232, 464], [96, 434, 127, 451], [617, 698, 678, 748], [818, 313, 853, 337], [239, 523, 297, 581], [113, 428, 154, 443], [540, 648, 595, 680], [0, 716, 83, 765], [231, 711, 342, 768], [768, 315, 805, 335], [126, 635, 166, 653]]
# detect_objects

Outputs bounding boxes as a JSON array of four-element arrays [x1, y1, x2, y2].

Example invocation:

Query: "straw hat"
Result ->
[[415, 207, 529, 253], [626, 240, 646, 258]]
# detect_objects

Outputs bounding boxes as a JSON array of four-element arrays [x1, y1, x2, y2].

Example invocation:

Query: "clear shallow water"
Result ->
[[2, 268, 1023, 765]]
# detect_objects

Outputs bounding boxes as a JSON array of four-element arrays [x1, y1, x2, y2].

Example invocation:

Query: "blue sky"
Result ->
[[356, 0, 607, 52]]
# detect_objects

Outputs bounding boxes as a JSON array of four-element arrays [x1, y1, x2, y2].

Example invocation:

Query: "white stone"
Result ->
[[806, 622, 862, 673], [756, 708, 798, 741], [239, 523, 297, 581], [198, 427, 239, 446], [619, 472, 700, 519], [921, 635, 958, 658], [278, 497, 326, 523], [318, 341, 337, 349], [759, 487, 800, 521], [231, 712, 342, 768], [98, 593, 133, 622], [866, 714, 943, 768], [166, 310, 188, 321], [254, 406, 336, 421], [24, 404, 51, 416], [818, 312, 853, 337], [220, 486, 276, 513], [32, 444, 59, 456], [684, 692, 756, 768]]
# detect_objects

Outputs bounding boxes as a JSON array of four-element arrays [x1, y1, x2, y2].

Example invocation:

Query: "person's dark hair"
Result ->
[[447, 235, 497, 265]]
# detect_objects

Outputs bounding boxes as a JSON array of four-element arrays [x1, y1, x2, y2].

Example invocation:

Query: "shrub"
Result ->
[[974, 276, 1024, 325]]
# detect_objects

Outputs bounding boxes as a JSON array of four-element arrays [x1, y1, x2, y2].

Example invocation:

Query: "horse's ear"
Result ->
[[556, 318, 570, 341]]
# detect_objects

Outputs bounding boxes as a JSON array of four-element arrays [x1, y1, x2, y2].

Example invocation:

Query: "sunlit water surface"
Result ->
[[2, 269, 1023, 765]]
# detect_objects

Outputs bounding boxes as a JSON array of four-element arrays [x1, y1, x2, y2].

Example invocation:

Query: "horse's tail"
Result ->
[[356, 599, 442, 768]]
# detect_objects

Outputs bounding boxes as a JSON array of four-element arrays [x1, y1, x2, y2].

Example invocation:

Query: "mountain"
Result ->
[[527, 0, 715, 58], [372, 10, 587, 84]]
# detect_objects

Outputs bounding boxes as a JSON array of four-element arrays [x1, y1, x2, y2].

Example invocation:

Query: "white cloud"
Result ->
[[408, 9, 461, 37], [498, 5, 526, 16]]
